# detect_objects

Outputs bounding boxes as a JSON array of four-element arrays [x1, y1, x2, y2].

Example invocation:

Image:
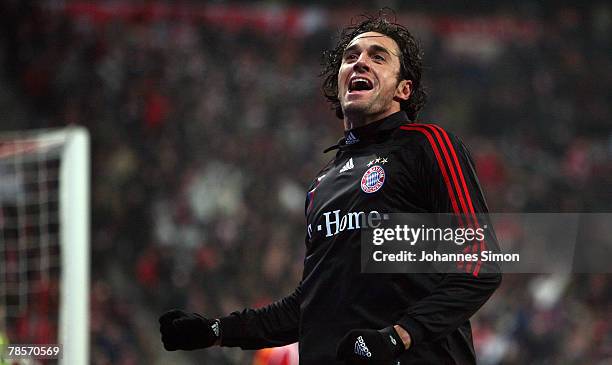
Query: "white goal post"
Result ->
[[58, 127, 90, 365], [0, 127, 90, 365]]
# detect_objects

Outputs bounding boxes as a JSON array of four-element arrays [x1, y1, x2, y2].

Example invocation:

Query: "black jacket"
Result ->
[[220, 111, 502, 364]]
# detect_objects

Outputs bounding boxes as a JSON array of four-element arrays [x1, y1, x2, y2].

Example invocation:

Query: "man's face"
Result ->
[[337, 31, 410, 122]]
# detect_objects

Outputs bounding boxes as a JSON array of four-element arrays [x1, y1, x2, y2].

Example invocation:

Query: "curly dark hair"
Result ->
[[321, 12, 427, 121]]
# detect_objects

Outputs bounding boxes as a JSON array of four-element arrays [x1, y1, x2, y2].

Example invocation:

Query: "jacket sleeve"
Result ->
[[218, 159, 337, 350], [397, 124, 502, 345], [218, 285, 301, 349]]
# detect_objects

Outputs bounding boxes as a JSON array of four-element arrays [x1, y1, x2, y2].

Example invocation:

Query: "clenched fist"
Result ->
[[159, 309, 220, 351]]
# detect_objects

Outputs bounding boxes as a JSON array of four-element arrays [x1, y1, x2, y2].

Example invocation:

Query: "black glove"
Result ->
[[336, 326, 405, 364], [159, 309, 220, 351]]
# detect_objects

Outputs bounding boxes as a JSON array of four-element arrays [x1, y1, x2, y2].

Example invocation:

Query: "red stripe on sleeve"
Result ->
[[429, 125, 486, 276], [421, 125, 470, 218], [402, 124, 486, 276], [400, 126, 465, 228]]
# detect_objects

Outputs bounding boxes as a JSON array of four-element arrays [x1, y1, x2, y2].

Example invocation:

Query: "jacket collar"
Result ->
[[324, 111, 410, 153]]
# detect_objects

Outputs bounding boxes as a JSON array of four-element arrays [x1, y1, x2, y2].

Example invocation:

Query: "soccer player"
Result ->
[[160, 14, 502, 364]]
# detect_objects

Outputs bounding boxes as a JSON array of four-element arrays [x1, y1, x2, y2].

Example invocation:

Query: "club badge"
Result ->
[[361, 165, 385, 193]]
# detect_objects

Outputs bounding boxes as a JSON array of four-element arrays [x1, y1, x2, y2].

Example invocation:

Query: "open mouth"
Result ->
[[348, 77, 374, 93]]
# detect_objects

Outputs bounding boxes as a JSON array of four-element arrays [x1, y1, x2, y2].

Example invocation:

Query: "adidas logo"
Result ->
[[345, 132, 359, 145], [339, 158, 354, 173], [354, 336, 372, 358], [211, 321, 220, 337]]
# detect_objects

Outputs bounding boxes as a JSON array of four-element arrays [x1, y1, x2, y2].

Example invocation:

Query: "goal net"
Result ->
[[0, 127, 89, 364]]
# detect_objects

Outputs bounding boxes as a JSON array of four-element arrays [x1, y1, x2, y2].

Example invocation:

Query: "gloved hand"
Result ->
[[336, 326, 405, 364], [159, 309, 220, 351]]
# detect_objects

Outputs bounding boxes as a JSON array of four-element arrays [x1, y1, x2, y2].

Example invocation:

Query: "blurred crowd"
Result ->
[[0, 1, 611, 364]]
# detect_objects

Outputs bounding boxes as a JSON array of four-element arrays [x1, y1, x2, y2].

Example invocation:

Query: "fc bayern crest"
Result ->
[[361, 165, 386, 193]]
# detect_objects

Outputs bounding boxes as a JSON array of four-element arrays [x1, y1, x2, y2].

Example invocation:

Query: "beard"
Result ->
[[341, 92, 392, 119]]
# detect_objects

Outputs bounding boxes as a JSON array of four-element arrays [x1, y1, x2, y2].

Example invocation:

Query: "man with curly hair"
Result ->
[[160, 13, 501, 365]]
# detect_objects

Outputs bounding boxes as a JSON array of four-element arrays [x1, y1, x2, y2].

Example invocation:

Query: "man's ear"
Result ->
[[394, 79, 412, 102]]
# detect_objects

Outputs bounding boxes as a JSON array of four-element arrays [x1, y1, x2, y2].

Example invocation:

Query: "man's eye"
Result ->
[[373, 54, 385, 62], [345, 53, 358, 61]]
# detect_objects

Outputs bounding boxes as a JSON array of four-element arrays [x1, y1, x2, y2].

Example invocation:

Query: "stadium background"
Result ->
[[0, 1, 610, 364]]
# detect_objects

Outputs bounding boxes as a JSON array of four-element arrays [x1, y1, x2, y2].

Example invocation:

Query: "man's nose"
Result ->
[[353, 53, 370, 72]]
